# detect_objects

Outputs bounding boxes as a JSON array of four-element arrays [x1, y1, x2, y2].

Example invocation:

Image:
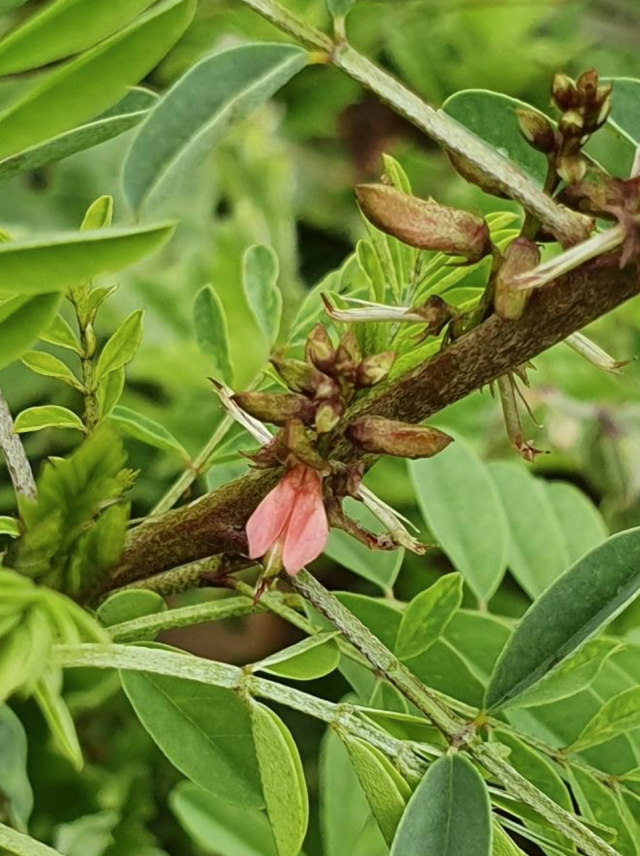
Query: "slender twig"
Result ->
[[0, 385, 36, 502], [55, 643, 430, 781], [235, 0, 590, 246], [287, 570, 621, 856]]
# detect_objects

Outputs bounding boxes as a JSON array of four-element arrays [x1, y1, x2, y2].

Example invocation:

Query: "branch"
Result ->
[[116, 257, 640, 584], [0, 385, 36, 502], [235, 0, 591, 246]]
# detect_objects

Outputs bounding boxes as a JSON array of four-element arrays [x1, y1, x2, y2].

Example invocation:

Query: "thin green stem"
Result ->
[[234, 0, 590, 246], [56, 643, 429, 781], [108, 596, 258, 641], [286, 570, 621, 856], [151, 413, 234, 516], [0, 385, 36, 502]]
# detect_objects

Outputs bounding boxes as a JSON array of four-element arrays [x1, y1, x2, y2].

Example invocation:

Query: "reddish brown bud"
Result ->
[[306, 323, 335, 373], [551, 73, 577, 111], [515, 109, 556, 154], [334, 330, 362, 381], [356, 351, 395, 387], [347, 416, 453, 459], [494, 237, 540, 321], [446, 150, 509, 200], [413, 295, 458, 336], [233, 391, 315, 426], [557, 154, 587, 184], [355, 184, 490, 261], [283, 418, 328, 471], [270, 357, 338, 399], [315, 399, 344, 434]]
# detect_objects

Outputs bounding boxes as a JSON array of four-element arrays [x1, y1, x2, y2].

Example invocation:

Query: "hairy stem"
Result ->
[[287, 571, 621, 856], [0, 385, 36, 502], [56, 643, 429, 781], [235, 0, 590, 245]]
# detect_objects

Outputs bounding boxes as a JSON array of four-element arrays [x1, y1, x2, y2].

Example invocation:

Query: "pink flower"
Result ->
[[246, 464, 328, 575]]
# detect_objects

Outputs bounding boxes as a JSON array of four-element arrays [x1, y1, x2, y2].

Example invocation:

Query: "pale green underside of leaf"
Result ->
[[0, 292, 62, 371], [123, 42, 308, 212]]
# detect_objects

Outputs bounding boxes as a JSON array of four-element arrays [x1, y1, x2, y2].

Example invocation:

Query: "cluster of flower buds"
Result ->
[[356, 183, 490, 262], [517, 69, 612, 186], [233, 324, 396, 441]]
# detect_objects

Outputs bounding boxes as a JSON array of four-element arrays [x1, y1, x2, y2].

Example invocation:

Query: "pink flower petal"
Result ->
[[246, 465, 304, 560], [282, 467, 328, 575]]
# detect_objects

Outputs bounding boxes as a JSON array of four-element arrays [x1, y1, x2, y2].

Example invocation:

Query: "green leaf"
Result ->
[[13, 405, 84, 434], [97, 590, 166, 628], [0, 705, 33, 831], [396, 573, 463, 660], [570, 766, 637, 856], [341, 733, 409, 845], [508, 637, 620, 709], [0, 0, 194, 161], [327, 0, 355, 18], [81, 196, 114, 232], [170, 781, 277, 856], [193, 284, 234, 384], [96, 367, 125, 419], [570, 686, 640, 753], [0, 822, 65, 856], [0, 293, 62, 371], [95, 310, 144, 382], [492, 729, 571, 811], [252, 632, 341, 681], [544, 481, 608, 564], [0, 223, 174, 296], [242, 245, 282, 346], [485, 527, 640, 711], [442, 90, 549, 186], [390, 754, 492, 856], [21, 350, 83, 390], [604, 77, 640, 146], [33, 670, 83, 771], [320, 727, 387, 856], [250, 702, 308, 856], [0, 0, 159, 75], [39, 313, 79, 352], [123, 42, 307, 212], [0, 88, 158, 183], [121, 665, 264, 808], [109, 405, 189, 461], [0, 517, 20, 538], [409, 434, 508, 602], [487, 462, 569, 598], [492, 826, 524, 856], [324, 497, 404, 591], [53, 810, 118, 856]]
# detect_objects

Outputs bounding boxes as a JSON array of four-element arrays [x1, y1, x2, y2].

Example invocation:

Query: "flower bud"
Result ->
[[556, 154, 587, 184], [315, 399, 343, 434], [347, 416, 453, 459], [356, 351, 395, 387], [233, 391, 316, 426], [494, 237, 540, 321], [446, 151, 509, 200], [334, 330, 362, 381], [552, 73, 577, 111], [515, 109, 556, 154], [283, 418, 329, 470], [413, 295, 457, 336], [559, 109, 584, 137], [355, 184, 490, 261], [306, 323, 335, 373], [270, 357, 338, 399], [577, 68, 599, 101]]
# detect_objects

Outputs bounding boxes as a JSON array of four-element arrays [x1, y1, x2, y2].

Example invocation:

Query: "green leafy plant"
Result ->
[[0, 2, 640, 856]]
